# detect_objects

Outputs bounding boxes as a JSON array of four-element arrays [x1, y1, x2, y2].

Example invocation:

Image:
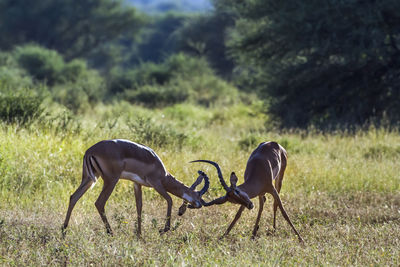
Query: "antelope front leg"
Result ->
[[251, 195, 266, 238], [153, 185, 173, 233], [222, 205, 245, 238]]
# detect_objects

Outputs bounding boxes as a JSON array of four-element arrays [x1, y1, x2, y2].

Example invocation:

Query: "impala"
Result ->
[[186, 141, 304, 242], [62, 139, 209, 236]]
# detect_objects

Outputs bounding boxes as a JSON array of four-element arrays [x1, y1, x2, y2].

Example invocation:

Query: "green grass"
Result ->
[[0, 104, 399, 266]]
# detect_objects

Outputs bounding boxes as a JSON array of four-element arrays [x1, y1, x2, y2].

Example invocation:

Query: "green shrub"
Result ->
[[109, 62, 170, 95], [0, 66, 33, 88], [127, 117, 187, 148], [62, 59, 88, 83], [62, 59, 106, 103], [133, 62, 171, 85], [109, 53, 216, 93], [14, 45, 64, 85], [0, 85, 45, 125], [13, 45, 105, 109], [163, 53, 213, 78], [52, 84, 90, 113], [108, 68, 136, 94], [117, 53, 239, 107], [124, 84, 190, 107], [0, 52, 33, 88], [132, 53, 213, 87], [0, 52, 14, 66], [176, 74, 238, 106]]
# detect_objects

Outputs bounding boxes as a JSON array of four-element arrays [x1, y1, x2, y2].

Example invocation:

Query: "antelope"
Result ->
[[62, 139, 209, 237], [185, 141, 304, 242]]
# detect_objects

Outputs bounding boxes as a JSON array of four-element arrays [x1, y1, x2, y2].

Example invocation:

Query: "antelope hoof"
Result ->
[[159, 227, 170, 234], [219, 233, 228, 240], [61, 226, 67, 239], [106, 229, 114, 236], [251, 226, 259, 238]]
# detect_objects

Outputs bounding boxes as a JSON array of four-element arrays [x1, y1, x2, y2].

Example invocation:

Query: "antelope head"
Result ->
[[179, 160, 254, 216], [178, 170, 210, 216]]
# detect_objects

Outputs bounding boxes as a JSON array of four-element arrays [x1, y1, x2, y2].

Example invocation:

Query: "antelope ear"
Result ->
[[230, 172, 238, 187]]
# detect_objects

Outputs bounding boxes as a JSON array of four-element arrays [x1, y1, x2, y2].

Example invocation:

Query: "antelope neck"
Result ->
[[237, 182, 260, 199], [163, 175, 193, 199]]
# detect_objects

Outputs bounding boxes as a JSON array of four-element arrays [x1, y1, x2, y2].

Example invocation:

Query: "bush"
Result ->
[[117, 53, 239, 107], [52, 84, 90, 113], [62, 59, 88, 83], [109, 53, 214, 94], [14, 45, 64, 85], [69, 70, 105, 104], [124, 84, 190, 107], [11, 45, 106, 111], [0, 52, 33, 88], [61, 59, 106, 105], [0, 85, 45, 125], [127, 117, 187, 148], [163, 53, 213, 78], [175, 74, 238, 106], [108, 68, 137, 95], [0, 66, 33, 88]]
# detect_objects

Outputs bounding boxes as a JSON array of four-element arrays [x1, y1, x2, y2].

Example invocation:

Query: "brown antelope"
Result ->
[[185, 141, 304, 242], [62, 139, 209, 236]]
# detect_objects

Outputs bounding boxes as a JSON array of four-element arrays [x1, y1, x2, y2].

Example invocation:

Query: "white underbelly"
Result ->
[[120, 171, 151, 186]]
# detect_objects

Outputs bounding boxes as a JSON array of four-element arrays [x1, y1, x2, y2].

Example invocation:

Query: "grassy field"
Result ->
[[0, 103, 399, 266]]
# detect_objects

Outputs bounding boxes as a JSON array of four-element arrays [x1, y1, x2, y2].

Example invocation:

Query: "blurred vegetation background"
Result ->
[[0, 0, 398, 128]]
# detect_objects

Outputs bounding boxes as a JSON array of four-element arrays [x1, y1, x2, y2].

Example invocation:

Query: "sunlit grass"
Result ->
[[0, 103, 399, 265]]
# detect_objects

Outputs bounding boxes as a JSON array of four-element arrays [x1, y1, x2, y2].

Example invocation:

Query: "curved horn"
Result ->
[[197, 170, 209, 196], [190, 160, 230, 192], [189, 171, 204, 190], [178, 170, 209, 216]]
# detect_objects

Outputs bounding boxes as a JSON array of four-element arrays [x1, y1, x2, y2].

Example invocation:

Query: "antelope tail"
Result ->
[[83, 154, 101, 189]]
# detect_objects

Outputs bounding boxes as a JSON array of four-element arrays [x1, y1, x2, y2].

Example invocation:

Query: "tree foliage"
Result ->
[[174, 10, 235, 77], [0, 0, 144, 60], [127, 10, 234, 78], [126, 12, 188, 66], [222, 0, 400, 127], [14, 45, 65, 85]]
